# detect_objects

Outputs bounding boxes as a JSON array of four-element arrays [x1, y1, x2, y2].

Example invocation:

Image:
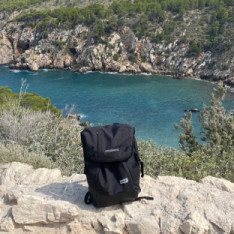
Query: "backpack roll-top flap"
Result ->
[[81, 124, 134, 162]]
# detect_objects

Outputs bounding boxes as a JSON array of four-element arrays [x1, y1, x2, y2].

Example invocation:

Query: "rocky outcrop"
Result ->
[[0, 162, 234, 233], [0, 33, 14, 64], [0, 13, 233, 86]]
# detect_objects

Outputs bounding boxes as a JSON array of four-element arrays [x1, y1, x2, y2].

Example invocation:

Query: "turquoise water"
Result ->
[[0, 66, 233, 148]]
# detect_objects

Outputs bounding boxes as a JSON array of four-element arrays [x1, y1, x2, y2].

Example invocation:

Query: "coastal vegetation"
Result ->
[[1, 0, 233, 85], [4, 0, 232, 53], [0, 86, 61, 114], [0, 83, 233, 182]]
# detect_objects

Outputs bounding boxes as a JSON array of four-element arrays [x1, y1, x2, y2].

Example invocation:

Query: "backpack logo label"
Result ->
[[120, 178, 128, 184], [105, 148, 119, 153]]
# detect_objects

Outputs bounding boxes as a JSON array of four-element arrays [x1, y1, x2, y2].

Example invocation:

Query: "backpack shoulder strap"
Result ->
[[133, 137, 144, 178]]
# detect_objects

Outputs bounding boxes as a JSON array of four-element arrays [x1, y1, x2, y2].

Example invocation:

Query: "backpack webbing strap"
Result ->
[[84, 191, 154, 206], [140, 161, 144, 177], [135, 196, 154, 201], [84, 191, 92, 204]]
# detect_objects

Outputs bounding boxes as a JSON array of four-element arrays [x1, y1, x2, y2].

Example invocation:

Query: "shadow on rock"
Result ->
[[35, 178, 90, 207]]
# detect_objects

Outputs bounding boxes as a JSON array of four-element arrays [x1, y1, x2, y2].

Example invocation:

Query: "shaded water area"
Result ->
[[0, 66, 233, 148]]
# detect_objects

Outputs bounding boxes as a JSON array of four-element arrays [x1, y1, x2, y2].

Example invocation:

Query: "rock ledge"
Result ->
[[0, 162, 233, 233]]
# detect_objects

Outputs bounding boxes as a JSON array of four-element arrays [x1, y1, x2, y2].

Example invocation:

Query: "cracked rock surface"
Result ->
[[0, 162, 234, 233]]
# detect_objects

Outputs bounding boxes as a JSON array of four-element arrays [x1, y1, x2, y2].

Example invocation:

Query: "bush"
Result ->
[[0, 97, 84, 175], [0, 86, 61, 115], [113, 54, 119, 61], [139, 138, 233, 182], [0, 143, 55, 169], [186, 42, 203, 57], [174, 82, 234, 181], [0, 85, 233, 182], [128, 54, 137, 63]]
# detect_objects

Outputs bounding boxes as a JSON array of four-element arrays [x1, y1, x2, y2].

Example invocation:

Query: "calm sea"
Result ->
[[0, 66, 233, 148]]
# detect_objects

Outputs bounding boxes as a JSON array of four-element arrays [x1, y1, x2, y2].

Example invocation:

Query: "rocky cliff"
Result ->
[[0, 162, 234, 233], [0, 10, 233, 87]]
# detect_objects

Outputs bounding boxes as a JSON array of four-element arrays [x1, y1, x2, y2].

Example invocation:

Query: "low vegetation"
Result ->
[[0, 83, 233, 181], [6, 0, 232, 50], [0, 86, 61, 114], [138, 83, 234, 183]]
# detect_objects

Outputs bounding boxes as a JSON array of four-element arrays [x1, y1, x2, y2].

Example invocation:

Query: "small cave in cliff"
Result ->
[[69, 48, 77, 55], [17, 39, 30, 53]]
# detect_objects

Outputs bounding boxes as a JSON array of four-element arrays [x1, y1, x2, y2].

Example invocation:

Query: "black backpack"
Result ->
[[81, 123, 153, 207]]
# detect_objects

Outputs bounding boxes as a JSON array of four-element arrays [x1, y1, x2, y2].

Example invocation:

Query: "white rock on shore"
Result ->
[[0, 162, 234, 233]]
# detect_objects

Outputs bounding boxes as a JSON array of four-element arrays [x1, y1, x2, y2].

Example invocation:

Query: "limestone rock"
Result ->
[[105, 61, 121, 72], [0, 162, 61, 187], [1, 20, 233, 86], [201, 176, 234, 193], [28, 62, 38, 71], [120, 26, 137, 53], [140, 62, 153, 73], [0, 162, 234, 233], [0, 216, 15, 232], [0, 13, 233, 86], [180, 212, 211, 234], [79, 66, 91, 73], [0, 33, 14, 64], [12, 195, 80, 224], [126, 218, 160, 234]]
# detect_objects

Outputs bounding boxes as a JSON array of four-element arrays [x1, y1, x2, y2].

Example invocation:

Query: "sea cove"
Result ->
[[0, 66, 233, 148]]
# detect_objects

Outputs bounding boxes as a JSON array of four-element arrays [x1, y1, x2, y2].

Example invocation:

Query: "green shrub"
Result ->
[[0, 143, 55, 169], [138, 138, 233, 182], [186, 42, 203, 57], [0, 87, 61, 115], [0, 85, 233, 182], [174, 82, 234, 181], [113, 54, 119, 61], [0, 98, 84, 175], [128, 54, 137, 63]]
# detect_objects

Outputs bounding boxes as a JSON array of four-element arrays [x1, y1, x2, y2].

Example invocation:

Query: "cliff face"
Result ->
[[0, 11, 233, 87], [0, 162, 234, 233]]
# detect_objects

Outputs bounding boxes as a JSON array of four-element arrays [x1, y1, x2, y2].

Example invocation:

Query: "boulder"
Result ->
[[12, 195, 80, 224], [140, 62, 153, 73], [66, 114, 81, 121], [0, 162, 234, 233], [0, 217, 14, 232], [28, 62, 39, 71], [200, 176, 234, 193]]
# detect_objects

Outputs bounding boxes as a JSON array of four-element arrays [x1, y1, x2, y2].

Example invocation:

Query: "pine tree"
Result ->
[[175, 81, 234, 157], [200, 82, 234, 156], [175, 111, 199, 155]]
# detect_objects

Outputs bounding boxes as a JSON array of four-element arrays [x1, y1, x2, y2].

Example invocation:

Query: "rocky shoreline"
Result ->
[[0, 11, 233, 87], [3, 64, 234, 94]]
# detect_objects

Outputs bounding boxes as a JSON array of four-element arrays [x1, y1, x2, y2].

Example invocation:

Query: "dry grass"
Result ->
[[0, 99, 84, 175], [0, 142, 55, 169]]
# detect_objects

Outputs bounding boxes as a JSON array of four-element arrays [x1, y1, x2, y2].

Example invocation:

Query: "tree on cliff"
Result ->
[[176, 82, 233, 156], [174, 82, 234, 180]]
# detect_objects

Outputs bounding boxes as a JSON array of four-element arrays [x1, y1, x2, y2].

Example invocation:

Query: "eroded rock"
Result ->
[[0, 216, 15, 232], [0, 162, 234, 233]]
